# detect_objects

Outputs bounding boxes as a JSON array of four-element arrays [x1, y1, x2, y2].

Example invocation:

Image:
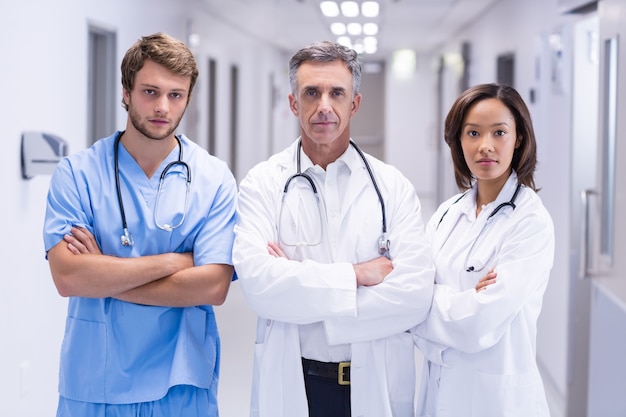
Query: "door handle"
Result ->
[[580, 188, 597, 278]]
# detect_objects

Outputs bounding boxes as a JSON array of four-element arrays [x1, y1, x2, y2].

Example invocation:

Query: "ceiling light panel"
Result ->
[[363, 22, 378, 35], [347, 22, 362, 35], [361, 1, 379, 17], [330, 22, 347, 35], [320, 1, 340, 17], [340, 1, 359, 17], [319, 1, 381, 55]]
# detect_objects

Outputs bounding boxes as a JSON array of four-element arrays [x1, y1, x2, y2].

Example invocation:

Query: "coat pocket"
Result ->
[[470, 371, 541, 416]]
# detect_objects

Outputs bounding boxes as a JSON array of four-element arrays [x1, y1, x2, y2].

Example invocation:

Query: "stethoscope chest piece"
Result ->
[[121, 228, 134, 247]]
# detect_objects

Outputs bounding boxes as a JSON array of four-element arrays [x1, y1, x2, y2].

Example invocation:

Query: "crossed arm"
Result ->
[[268, 242, 493, 290], [267, 241, 392, 287], [47, 226, 233, 307]]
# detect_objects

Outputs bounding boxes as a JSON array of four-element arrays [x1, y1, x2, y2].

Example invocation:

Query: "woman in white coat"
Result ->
[[412, 83, 554, 417]]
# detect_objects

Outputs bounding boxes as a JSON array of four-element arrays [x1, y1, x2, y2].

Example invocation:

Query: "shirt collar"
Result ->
[[296, 138, 359, 174]]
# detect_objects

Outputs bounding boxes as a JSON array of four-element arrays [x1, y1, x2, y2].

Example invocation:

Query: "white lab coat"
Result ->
[[233, 139, 435, 417], [412, 172, 554, 417]]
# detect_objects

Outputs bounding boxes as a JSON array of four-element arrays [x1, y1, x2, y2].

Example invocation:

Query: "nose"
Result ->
[[478, 135, 494, 153], [317, 94, 333, 115], [154, 95, 169, 115]]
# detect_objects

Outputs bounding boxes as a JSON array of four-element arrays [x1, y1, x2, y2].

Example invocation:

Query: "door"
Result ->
[[567, 13, 599, 417], [587, 0, 626, 414]]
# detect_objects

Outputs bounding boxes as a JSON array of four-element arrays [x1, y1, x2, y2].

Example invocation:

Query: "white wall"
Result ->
[[0, 0, 588, 416]]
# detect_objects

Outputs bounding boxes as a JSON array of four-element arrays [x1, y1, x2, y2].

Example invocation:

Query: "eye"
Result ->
[[170, 92, 183, 99], [305, 89, 317, 97], [144, 89, 156, 96], [466, 130, 479, 137], [331, 89, 345, 97], [494, 129, 507, 137]]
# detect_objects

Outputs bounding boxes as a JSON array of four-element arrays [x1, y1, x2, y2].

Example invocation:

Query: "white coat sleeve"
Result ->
[[323, 169, 435, 345], [413, 198, 554, 354]]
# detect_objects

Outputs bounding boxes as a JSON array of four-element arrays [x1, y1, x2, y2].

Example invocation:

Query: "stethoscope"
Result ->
[[281, 139, 390, 257], [114, 132, 191, 247], [436, 182, 522, 272]]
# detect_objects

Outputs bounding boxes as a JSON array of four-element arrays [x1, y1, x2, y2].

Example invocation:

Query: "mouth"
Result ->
[[312, 120, 336, 126], [150, 119, 169, 126], [476, 158, 497, 165]]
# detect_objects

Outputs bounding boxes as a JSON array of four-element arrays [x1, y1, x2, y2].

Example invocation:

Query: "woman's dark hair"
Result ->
[[444, 83, 538, 191]]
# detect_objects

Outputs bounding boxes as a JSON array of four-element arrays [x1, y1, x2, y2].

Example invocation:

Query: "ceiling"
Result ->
[[197, 0, 503, 60]]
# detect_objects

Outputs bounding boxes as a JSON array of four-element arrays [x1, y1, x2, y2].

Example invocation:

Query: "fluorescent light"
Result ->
[[347, 22, 362, 35], [320, 1, 340, 17], [363, 22, 378, 35], [337, 36, 352, 48], [362, 37, 377, 54], [340, 1, 359, 17], [330, 22, 347, 35], [392, 49, 416, 77], [363, 36, 377, 48], [362, 1, 379, 17], [364, 43, 377, 54]]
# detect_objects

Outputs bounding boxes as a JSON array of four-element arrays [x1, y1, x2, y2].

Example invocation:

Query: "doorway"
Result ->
[[87, 26, 116, 145]]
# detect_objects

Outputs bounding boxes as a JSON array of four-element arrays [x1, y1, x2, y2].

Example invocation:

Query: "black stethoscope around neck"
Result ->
[[436, 182, 522, 272], [114, 131, 191, 247], [281, 138, 390, 257]]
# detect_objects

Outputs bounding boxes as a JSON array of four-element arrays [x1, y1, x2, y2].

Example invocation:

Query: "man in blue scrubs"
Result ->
[[43, 33, 237, 417]]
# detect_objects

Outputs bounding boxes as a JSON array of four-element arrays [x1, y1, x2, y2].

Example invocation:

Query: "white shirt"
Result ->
[[233, 138, 435, 417], [297, 159, 352, 362]]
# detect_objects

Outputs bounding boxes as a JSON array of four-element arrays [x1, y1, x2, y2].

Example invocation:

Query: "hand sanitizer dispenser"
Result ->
[[21, 131, 68, 179]]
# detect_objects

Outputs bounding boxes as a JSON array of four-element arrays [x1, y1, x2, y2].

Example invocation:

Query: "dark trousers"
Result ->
[[302, 359, 351, 417]]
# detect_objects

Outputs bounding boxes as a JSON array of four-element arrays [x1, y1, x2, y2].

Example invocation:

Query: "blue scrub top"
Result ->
[[43, 132, 238, 404]]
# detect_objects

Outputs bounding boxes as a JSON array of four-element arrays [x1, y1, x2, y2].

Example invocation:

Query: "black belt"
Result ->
[[302, 358, 351, 385]]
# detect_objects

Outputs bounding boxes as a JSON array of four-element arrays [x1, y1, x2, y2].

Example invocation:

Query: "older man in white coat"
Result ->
[[233, 41, 435, 417]]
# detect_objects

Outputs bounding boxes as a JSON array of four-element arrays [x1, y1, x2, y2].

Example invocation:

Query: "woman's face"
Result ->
[[460, 98, 519, 185]]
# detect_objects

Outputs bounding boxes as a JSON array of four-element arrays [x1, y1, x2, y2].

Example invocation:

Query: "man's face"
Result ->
[[289, 60, 361, 147], [123, 59, 191, 141]]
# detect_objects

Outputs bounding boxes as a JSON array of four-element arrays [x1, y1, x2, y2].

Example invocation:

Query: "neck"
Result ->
[[475, 174, 509, 215], [300, 136, 350, 171], [119, 130, 178, 177]]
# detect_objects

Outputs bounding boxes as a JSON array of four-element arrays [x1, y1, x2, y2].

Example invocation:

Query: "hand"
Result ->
[[353, 256, 393, 287], [64, 226, 102, 255], [267, 242, 288, 258], [475, 268, 497, 292]]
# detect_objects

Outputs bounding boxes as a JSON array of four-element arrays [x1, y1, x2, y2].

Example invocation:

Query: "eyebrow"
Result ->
[[139, 83, 188, 93], [301, 85, 347, 92], [464, 122, 510, 128]]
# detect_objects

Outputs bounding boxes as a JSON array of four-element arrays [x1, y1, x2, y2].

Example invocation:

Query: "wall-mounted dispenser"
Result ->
[[21, 131, 68, 180]]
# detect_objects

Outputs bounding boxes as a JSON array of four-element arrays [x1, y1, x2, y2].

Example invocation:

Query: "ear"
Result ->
[[289, 93, 299, 116], [123, 89, 130, 107], [350, 93, 362, 117], [515, 136, 522, 148]]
